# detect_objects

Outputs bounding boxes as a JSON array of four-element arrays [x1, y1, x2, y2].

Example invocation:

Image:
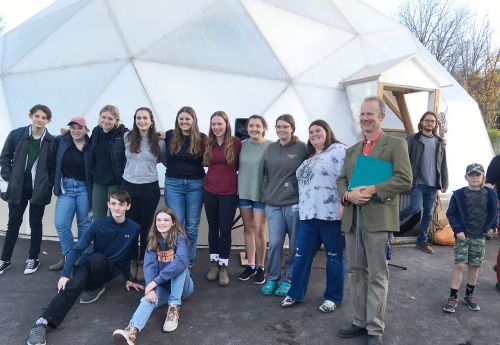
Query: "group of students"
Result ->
[[0, 101, 498, 345]]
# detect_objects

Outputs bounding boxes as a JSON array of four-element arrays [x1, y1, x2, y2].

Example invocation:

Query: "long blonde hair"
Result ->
[[99, 105, 120, 128], [203, 111, 237, 166], [169, 106, 203, 157], [147, 208, 189, 251]]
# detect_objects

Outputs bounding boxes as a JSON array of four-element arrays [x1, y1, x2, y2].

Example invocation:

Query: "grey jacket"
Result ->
[[0, 126, 56, 205], [262, 140, 307, 206], [406, 132, 448, 190]]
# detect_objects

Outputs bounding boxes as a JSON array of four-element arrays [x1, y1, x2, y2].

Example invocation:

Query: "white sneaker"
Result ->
[[24, 259, 40, 275], [319, 300, 337, 313], [163, 305, 180, 332]]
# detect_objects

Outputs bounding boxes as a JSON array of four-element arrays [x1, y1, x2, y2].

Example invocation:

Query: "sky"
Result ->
[[0, 0, 499, 44]]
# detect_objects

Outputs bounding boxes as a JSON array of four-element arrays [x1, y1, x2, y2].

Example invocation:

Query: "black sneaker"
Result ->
[[24, 259, 40, 275], [238, 266, 256, 281], [0, 260, 12, 275], [443, 297, 458, 313], [27, 323, 46, 345], [462, 295, 480, 311], [254, 267, 266, 285], [79, 286, 106, 304]]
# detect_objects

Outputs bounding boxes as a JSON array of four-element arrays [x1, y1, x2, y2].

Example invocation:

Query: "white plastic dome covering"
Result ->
[[0, 0, 493, 191]]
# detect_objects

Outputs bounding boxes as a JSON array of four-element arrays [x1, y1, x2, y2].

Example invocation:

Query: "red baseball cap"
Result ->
[[67, 116, 88, 130]]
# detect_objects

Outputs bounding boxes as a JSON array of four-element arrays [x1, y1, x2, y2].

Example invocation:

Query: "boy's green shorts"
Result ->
[[454, 237, 485, 267]]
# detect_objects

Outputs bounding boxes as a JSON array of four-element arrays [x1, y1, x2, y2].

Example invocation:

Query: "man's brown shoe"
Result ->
[[416, 241, 434, 254]]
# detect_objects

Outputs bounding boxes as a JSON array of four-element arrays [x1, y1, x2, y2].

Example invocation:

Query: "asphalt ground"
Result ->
[[0, 235, 499, 345]]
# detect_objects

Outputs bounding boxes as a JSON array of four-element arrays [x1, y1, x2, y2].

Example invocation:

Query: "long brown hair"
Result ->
[[417, 111, 439, 135], [127, 107, 160, 157], [169, 106, 203, 157], [203, 111, 237, 166], [306, 120, 341, 158], [276, 114, 299, 144], [147, 208, 189, 251]]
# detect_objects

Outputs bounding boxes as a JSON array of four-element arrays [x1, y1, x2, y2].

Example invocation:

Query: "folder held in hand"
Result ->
[[348, 154, 393, 191]]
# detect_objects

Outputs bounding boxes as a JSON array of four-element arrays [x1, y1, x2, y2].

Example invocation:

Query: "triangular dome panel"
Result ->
[[8, 0, 129, 73], [333, 0, 401, 34], [296, 37, 365, 88], [0, 81, 13, 146], [1, 0, 89, 72], [243, 0, 355, 78], [261, 0, 355, 33], [260, 86, 310, 142], [134, 61, 289, 133], [85, 63, 153, 130], [24, 0, 89, 24], [3, 61, 126, 130], [360, 37, 391, 65], [139, 0, 288, 80], [294, 84, 358, 143], [108, 0, 219, 55], [363, 29, 418, 61]]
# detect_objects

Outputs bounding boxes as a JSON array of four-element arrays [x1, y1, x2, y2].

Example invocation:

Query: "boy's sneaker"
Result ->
[[24, 259, 40, 275], [462, 295, 480, 311], [281, 296, 297, 307], [27, 323, 46, 345], [238, 265, 256, 281], [443, 297, 458, 313], [79, 286, 106, 304], [0, 260, 12, 275], [112, 325, 137, 345], [163, 305, 180, 332], [319, 299, 337, 313], [254, 267, 266, 285]]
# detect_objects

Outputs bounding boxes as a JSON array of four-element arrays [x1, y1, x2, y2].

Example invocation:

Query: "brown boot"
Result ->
[[136, 260, 144, 281], [416, 241, 434, 254], [206, 261, 219, 281], [130, 260, 138, 281], [218, 265, 229, 287], [113, 325, 137, 344], [49, 256, 65, 271]]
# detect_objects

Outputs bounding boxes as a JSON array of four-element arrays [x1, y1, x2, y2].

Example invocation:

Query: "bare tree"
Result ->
[[399, 0, 500, 128]]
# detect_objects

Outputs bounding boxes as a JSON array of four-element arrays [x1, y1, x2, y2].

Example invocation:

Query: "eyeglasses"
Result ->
[[423, 120, 436, 123], [275, 125, 291, 129]]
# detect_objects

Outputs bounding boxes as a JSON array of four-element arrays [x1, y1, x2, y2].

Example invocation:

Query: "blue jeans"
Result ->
[[399, 184, 437, 242], [54, 178, 90, 256], [164, 177, 203, 264], [265, 204, 299, 283], [288, 219, 344, 303], [129, 268, 194, 331]]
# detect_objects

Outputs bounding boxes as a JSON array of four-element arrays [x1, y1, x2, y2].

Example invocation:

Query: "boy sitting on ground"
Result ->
[[443, 163, 498, 313], [27, 190, 144, 345]]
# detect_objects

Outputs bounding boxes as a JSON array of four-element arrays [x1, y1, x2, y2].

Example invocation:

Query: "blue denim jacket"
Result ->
[[53, 133, 92, 202], [446, 186, 498, 236]]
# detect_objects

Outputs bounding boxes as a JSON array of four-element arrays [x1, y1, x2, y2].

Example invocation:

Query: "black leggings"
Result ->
[[121, 180, 160, 260], [203, 191, 237, 260]]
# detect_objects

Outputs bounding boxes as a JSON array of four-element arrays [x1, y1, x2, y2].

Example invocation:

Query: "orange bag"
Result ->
[[434, 225, 455, 246]]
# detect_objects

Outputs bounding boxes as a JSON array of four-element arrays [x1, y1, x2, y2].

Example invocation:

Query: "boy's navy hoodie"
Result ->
[[143, 233, 190, 288], [62, 216, 140, 280], [446, 186, 498, 237]]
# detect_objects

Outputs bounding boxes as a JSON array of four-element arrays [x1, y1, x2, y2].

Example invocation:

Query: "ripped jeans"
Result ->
[[287, 219, 345, 303]]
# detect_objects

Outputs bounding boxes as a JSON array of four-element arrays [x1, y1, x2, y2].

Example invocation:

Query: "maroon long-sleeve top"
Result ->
[[204, 136, 241, 195]]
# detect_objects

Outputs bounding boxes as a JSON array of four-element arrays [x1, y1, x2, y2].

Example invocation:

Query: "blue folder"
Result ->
[[348, 154, 393, 191]]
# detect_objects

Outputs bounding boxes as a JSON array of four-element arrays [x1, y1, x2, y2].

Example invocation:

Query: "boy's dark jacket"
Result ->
[[0, 126, 56, 205], [446, 186, 498, 236]]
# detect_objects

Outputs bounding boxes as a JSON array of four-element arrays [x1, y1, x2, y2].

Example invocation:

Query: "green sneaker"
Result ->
[[260, 280, 278, 296]]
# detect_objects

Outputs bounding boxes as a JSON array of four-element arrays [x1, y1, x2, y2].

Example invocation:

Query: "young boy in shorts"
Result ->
[[443, 163, 498, 313], [27, 191, 144, 345]]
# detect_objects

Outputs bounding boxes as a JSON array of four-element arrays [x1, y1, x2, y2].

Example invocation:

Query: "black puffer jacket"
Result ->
[[0, 126, 56, 205], [89, 124, 128, 185]]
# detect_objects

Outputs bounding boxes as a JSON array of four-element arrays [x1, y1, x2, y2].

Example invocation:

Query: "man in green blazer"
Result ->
[[336, 96, 412, 345]]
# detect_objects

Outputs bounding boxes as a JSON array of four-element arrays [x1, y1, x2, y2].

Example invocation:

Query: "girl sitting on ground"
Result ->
[[113, 208, 194, 345]]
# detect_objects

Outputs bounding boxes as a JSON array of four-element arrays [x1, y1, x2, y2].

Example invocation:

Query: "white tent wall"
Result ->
[[0, 0, 493, 241]]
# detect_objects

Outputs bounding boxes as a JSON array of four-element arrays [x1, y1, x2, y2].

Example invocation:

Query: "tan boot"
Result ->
[[49, 256, 65, 271], [218, 265, 229, 287], [136, 260, 144, 281], [113, 325, 137, 344], [163, 305, 180, 332], [130, 260, 138, 281], [206, 261, 219, 281]]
